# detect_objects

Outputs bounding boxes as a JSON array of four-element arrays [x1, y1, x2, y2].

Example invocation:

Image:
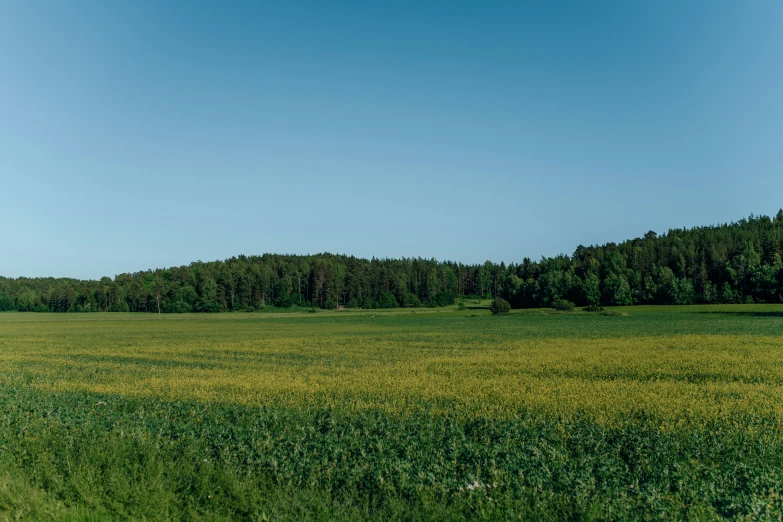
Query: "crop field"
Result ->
[[1, 305, 782, 521]]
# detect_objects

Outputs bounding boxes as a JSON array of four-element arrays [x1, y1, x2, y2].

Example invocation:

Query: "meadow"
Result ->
[[1, 305, 782, 520]]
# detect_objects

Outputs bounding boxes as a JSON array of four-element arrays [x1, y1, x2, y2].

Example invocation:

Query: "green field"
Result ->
[[1, 305, 782, 520]]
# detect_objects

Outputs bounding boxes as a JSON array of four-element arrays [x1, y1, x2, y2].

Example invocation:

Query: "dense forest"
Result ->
[[2, 211, 783, 313]]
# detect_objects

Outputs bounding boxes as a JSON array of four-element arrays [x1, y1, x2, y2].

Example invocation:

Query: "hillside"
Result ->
[[2, 211, 782, 312]]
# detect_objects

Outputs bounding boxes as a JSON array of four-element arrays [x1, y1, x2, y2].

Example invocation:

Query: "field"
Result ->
[[1, 305, 782, 521]]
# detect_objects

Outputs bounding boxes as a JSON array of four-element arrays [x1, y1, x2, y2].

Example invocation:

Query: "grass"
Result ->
[[0, 305, 782, 520]]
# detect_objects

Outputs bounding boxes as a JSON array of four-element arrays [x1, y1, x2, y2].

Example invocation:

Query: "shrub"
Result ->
[[552, 299, 575, 311], [458, 301, 466, 311], [582, 304, 604, 312], [490, 298, 511, 315]]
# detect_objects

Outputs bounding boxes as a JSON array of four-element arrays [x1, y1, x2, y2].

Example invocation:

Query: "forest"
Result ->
[[2, 211, 782, 313]]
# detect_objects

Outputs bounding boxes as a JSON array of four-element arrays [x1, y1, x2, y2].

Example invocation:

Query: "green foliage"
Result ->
[[3, 386, 781, 521], [1, 211, 783, 313], [160, 285, 195, 313], [582, 304, 604, 312], [276, 289, 294, 308], [165, 300, 192, 313], [433, 291, 454, 307], [0, 309, 783, 519], [403, 292, 422, 308], [198, 278, 222, 312], [702, 281, 718, 304], [720, 281, 738, 304], [490, 297, 511, 314], [583, 273, 601, 307], [551, 299, 575, 311], [673, 277, 696, 305], [176, 285, 198, 305], [603, 273, 633, 306], [377, 291, 398, 309]]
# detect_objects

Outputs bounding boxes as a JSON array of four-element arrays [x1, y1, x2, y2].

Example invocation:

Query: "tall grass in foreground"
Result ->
[[0, 306, 782, 520]]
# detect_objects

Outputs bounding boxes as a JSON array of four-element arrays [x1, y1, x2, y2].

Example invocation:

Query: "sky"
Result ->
[[1, 1, 782, 280]]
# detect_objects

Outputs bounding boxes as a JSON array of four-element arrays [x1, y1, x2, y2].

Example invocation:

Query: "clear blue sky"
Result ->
[[1, 1, 782, 279]]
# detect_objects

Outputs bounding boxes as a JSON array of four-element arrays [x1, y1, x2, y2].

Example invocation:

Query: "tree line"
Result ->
[[2, 211, 782, 313]]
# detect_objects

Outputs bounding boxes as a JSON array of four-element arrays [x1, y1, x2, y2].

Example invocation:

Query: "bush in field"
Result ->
[[490, 298, 511, 315], [552, 299, 575, 311], [583, 304, 605, 312]]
